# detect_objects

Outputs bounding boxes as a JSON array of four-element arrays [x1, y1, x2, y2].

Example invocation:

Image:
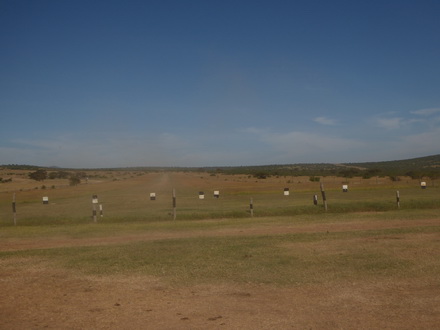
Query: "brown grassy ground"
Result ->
[[1, 217, 439, 329], [1, 170, 439, 329]]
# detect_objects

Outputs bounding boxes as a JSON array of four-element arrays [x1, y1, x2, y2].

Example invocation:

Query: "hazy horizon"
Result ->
[[2, 153, 439, 171]]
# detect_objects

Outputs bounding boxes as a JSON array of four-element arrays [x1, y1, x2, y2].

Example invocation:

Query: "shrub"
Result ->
[[29, 169, 47, 181], [254, 172, 269, 179], [69, 176, 81, 186]]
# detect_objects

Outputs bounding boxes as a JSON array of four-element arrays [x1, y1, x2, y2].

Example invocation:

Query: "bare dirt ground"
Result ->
[[1, 218, 439, 329], [1, 264, 438, 330]]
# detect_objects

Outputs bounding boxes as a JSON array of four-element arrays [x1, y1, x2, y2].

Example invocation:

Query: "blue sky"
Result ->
[[1, 0, 440, 168]]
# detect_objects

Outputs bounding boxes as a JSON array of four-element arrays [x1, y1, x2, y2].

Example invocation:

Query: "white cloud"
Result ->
[[410, 108, 440, 116], [240, 127, 269, 134], [375, 117, 404, 129], [373, 107, 440, 131], [314, 116, 337, 126]]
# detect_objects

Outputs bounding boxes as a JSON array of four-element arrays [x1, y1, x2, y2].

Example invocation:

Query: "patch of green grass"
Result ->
[[2, 181, 439, 226], [1, 208, 439, 239], [2, 225, 438, 286]]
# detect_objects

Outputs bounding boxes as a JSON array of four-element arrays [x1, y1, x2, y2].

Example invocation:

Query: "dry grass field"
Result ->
[[1, 169, 439, 329]]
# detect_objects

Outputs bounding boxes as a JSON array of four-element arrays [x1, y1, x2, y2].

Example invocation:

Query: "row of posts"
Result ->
[[10, 182, 426, 224]]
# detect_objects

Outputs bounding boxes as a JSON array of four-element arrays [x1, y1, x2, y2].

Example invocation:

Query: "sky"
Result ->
[[1, 0, 440, 168]]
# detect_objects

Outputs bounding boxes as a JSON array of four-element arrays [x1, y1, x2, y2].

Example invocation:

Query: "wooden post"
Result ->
[[99, 204, 103, 218], [320, 183, 328, 211], [172, 188, 176, 220], [313, 194, 318, 205], [12, 193, 17, 226], [92, 195, 98, 222], [396, 191, 400, 209], [250, 198, 254, 217]]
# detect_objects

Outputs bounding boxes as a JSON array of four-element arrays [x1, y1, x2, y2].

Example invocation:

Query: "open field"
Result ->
[[1, 170, 439, 225], [1, 170, 439, 329]]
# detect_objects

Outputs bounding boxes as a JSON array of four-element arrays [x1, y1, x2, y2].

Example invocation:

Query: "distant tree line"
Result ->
[[5, 154, 440, 182], [28, 169, 87, 186], [1, 164, 41, 170]]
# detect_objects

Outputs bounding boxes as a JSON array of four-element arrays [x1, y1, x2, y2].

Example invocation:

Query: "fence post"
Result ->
[[12, 193, 17, 226], [92, 195, 98, 222], [172, 188, 176, 220], [320, 183, 328, 211]]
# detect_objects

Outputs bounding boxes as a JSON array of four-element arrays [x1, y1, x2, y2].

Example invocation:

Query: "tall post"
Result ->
[[250, 198, 254, 217], [172, 188, 176, 220], [92, 195, 98, 222], [12, 193, 17, 226], [320, 183, 328, 211], [396, 191, 400, 209]]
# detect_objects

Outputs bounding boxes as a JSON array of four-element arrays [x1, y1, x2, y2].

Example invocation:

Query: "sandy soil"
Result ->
[[1, 219, 439, 329], [1, 266, 439, 330]]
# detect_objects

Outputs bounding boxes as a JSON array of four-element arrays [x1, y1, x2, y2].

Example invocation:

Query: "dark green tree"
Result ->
[[69, 175, 81, 186], [253, 172, 269, 179], [28, 169, 47, 181], [48, 171, 71, 179]]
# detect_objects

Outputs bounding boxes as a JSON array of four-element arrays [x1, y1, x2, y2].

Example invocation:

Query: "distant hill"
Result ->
[[345, 154, 440, 173], [2, 154, 440, 179], [204, 154, 440, 178]]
